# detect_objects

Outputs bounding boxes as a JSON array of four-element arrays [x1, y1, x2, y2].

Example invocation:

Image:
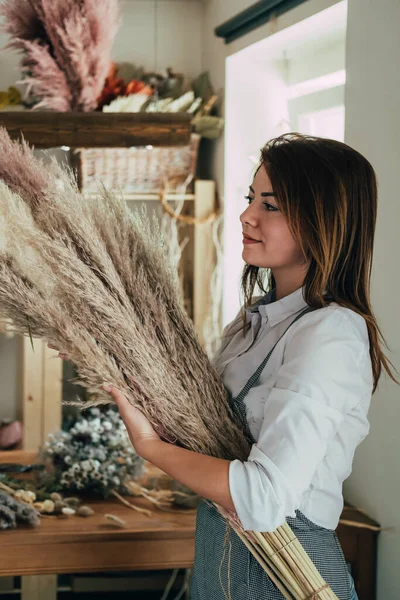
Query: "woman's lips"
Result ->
[[243, 237, 261, 244]]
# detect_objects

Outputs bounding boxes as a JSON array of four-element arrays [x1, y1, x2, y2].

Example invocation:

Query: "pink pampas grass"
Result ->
[[0, 0, 121, 111]]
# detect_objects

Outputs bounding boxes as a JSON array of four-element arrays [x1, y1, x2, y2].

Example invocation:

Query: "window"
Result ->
[[298, 104, 345, 141]]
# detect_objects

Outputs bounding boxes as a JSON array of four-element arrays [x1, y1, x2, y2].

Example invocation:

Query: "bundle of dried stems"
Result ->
[[0, 0, 120, 111], [0, 128, 338, 599]]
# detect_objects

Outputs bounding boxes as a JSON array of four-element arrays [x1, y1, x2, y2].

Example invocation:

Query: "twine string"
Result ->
[[304, 583, 332, 599], [218, 519, 233, 600], [268, 536, 297, 558], [268, 538, 333, 599], [158, 174, 220, 226]]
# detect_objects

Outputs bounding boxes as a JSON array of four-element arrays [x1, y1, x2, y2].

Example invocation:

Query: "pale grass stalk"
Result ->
[[274, 533, 321, 595], [280, 523, 335, 599], [264, 529, 319, 599], [251, 529, 305, 599], [234, 528, 293, 600], [275, 525, 329, 597], [220, 506, 307, 599], [111, 490, 152, 518], [0, 185, 247, 460], [0, 130, 339, 600], [276, 523, 337, 600], [338, 519, 384, 532]]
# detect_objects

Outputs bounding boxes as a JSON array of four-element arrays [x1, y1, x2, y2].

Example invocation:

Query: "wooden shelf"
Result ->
[[0, 111, 192, 148]]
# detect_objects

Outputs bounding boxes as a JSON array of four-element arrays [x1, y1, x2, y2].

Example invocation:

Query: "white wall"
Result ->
[[114, 0, 204, 76], [287, 39, 345, 84], [343, 0, 400, 597], [0, 0, 204, 89], [287, 38, 345, 131], [224, 55, 289, 318]]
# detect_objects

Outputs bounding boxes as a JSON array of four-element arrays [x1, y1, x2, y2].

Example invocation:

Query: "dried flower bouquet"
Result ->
[[0, 129, 337, 599], [0, 0, 120, 111]]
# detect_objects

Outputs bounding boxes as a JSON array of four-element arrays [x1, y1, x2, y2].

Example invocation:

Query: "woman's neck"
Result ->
[[272, 268, 307, 301]]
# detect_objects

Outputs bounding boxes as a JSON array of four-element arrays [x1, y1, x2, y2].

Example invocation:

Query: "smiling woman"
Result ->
[[240, 164, 309, 300], [1, 125, 395, 600], [189, 133, 398, 599]]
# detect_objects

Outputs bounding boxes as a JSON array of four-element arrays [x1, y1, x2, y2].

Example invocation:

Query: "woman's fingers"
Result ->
[[102, 384, 128, 406], [47, 344, 70, 360]]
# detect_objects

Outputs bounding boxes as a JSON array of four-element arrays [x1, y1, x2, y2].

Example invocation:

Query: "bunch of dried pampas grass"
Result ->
[[0, 128, 339, 599]]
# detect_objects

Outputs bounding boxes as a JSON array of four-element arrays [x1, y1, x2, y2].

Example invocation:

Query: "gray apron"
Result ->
[[190, 307, 352, 600]]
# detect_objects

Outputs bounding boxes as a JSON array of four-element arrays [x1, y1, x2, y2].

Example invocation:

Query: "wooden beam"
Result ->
[[21, 575, 57, 600], [42, 345, 62, 442], [20, 337, 44, 451], [193, 180, 216, 346], [0, 112, 192, 148], [20, 338, 63, 451]]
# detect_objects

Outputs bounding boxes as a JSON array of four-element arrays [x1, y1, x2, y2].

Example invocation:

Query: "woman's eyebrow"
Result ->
[[249, 185, 276, 197]]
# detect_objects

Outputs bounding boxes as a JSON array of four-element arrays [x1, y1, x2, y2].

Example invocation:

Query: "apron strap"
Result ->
[[234, 305, 315, 404], [228, 305, 316, 443]]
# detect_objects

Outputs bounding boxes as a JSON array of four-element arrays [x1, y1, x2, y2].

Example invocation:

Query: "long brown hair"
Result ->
[[241, 133, 398, 393]]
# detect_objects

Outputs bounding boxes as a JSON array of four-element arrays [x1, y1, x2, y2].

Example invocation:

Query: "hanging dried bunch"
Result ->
[[0, 127, 248, 461], [0, 129, 339, 599], [0, 0, 121, 111]]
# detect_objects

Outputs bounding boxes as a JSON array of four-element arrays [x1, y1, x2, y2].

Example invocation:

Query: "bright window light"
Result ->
[[288, 70, 346, 98], [298, 105, 345, 141]]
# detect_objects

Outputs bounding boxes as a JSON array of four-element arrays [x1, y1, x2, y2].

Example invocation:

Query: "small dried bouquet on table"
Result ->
[[40, 407, 144, 497], [0, 408, 144, 526], [0, 129, 338, 599]]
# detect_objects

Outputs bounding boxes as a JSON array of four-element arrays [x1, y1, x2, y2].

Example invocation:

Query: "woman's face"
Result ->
[[240, 166, 305, 270]]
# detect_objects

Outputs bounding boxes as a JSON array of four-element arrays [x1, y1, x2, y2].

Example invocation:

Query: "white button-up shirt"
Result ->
[[212, 287, 373, 532]]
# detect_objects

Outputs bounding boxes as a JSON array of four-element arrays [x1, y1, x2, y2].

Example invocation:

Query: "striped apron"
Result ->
[[190, 307, 354, 600]]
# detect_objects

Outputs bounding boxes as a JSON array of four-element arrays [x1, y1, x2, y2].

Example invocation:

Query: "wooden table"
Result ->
[[0, 496, 196, 576], [0, 451, 379, 600], [0, 451, 196, 599], [336, 506, 379, 600]]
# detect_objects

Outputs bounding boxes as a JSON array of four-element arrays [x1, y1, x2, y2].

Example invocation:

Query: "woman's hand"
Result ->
[[102, 384, 160, 458], [47, 343, 160, 459], [46, 344, 235, 510], [47, 343, 70, 361]]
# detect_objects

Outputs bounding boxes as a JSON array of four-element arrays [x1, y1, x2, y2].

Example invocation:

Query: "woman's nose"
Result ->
[[240, 203, 258, 225]]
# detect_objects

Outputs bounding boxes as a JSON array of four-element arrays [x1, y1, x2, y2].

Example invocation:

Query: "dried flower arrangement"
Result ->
[[0, 1, 223, 137], [0, 86, 22, 110], [97, 64, 223, 139], [0, 477, 97, 527], [0, 0, 120, 111], [0, 129, 339, 599], [40, 407, 144, 497], [0, 488, 40, 529]]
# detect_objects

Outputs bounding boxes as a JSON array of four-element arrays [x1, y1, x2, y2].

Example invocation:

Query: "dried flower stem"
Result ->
[[111, 490, 152, 518], [0, 129, 338, 599]]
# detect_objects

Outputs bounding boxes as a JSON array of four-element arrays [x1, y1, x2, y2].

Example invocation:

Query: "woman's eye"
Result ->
[[245, 196, 278, 212], [263, 202, 278, 212]]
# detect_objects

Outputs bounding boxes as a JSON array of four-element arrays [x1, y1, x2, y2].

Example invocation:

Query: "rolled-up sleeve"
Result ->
[[228, 307, 371, 532]]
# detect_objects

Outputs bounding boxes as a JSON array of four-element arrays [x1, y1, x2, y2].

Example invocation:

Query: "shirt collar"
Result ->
[[246, 286, 308, 327]]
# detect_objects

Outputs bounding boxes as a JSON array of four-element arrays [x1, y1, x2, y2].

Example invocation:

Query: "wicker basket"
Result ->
[[72, 133, 200, 194]]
